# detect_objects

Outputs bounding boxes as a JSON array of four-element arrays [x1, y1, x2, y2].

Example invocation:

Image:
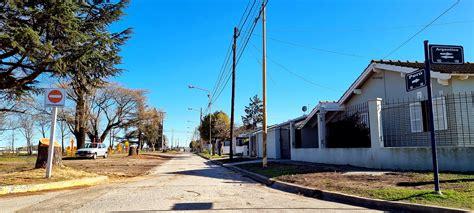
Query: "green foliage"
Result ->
[[326, 113, 370, 148], [198, 111, 230, 142], [241, 95, 263, 130]]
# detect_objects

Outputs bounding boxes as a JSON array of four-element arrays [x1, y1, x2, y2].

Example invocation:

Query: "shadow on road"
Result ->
[[171, 202, 213, 210], [163, 158, 255, 184]]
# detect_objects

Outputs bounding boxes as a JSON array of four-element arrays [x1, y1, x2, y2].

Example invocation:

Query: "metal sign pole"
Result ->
[[46, 107, 58, 178], [423, 40, 441, 194]]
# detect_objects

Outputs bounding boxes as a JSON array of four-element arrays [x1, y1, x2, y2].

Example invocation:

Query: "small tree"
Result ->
[[242, 95, 263, 130], [199, 111, 230, 155]]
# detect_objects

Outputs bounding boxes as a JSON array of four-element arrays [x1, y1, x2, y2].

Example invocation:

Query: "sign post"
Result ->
[[423, 41, 464, 194], [44, 88, 66, 178], [423, 41, 441, 194]]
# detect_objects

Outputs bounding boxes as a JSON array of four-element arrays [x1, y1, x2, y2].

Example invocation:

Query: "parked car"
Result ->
[[76, 143, 108, 159]]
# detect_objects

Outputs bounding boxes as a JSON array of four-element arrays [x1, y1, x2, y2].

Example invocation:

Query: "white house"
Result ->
[[289, 60, 474, 172]]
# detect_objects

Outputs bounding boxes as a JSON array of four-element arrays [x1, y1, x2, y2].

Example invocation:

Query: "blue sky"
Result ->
[[107, 0, 474, 147], [6, 0, 471, 148]]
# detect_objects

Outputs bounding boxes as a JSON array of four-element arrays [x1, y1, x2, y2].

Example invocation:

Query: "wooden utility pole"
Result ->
[[261, 0, 268, 168], [230, 27, 239, 160]]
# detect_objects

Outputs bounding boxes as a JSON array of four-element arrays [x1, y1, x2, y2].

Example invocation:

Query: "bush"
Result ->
[[326, 113, 370, 148], [201, 149, 209, 155]]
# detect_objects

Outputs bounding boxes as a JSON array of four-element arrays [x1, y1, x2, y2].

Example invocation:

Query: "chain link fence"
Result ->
[[382, 92, 474, 147]]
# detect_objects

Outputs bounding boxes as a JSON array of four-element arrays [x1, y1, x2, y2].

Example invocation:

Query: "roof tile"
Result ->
[[372, 60, 474, 74]]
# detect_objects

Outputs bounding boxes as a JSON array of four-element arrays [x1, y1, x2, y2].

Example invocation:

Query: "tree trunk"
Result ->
[[129, 146, 138, 156], [211, 139, 215, 155], [74, 93, 87, 149], [35, 140, 62, 169]]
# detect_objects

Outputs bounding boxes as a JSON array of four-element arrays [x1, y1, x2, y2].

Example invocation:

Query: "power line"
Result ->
[[382, 0, 460, 59], [249, 41, 343, 93], [210, 0, 262, 105], [211, 0, 269, 104], [254, 34, 366, 59], [267, 20, 474, 33]]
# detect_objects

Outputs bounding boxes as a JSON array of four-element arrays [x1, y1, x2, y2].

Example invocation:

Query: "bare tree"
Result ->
[[18, 113, 34, 155], [87, 83, 147, 144], [57, 109, 71, 153]]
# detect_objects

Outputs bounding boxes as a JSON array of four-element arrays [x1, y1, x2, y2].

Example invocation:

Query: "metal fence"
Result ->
[[326, 102, 370, 148], [382, 92, 474, 147]]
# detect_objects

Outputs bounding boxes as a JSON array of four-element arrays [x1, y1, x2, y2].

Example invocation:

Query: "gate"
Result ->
[[280, 128, 291, 159]]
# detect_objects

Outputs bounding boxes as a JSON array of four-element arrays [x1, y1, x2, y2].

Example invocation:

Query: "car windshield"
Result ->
[[85, 143, 98, 148]]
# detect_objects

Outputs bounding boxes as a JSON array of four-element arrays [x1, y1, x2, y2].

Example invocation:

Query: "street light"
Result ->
[[188, 85, 212, 154]]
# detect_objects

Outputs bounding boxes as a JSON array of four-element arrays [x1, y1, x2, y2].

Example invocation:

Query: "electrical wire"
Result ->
[[249, 41, 343, 93], [211, 0, 269, 104], [382, 0, 460, 59]]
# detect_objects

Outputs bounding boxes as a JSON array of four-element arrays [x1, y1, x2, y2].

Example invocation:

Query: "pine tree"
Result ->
[[242, 95, 263, 130]]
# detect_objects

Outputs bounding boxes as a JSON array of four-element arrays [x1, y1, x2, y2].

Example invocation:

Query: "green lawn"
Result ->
[[0, 154, 37, 162], [236, 162, 474, 210], [198, 152, 228, 160]]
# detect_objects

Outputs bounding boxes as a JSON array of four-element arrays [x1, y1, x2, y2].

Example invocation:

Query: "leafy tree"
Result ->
[[0, 1, 81, 102], [1, 1, 132, 148], [199, 111, 230, 155], [140, 108, 164, 151], [61, 1, 131, 148], [242, 95, 263, 130]]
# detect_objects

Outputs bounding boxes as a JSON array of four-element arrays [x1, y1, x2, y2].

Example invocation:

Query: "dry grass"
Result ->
[[0, 166, 96, 186], [237, 162, 474, 210], [0, 152, 169, 185]]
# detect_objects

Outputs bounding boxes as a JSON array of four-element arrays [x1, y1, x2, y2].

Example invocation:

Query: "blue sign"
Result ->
[[406, 69, 426, 92]]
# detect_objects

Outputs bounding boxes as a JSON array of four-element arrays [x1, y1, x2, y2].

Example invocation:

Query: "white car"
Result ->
[[76, 143, 108, 159]]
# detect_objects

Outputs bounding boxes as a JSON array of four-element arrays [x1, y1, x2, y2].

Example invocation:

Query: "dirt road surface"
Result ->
[[1, 153, 380, 212]]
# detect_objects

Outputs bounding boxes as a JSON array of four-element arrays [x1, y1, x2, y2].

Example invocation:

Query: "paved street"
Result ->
[[2, 154, 379, 212]]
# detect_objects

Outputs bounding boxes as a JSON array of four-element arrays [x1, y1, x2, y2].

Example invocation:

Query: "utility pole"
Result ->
[[209, 95, 213, 155], [261, 0, 268, 168], [200, 108, 203, 152], [229, 27, 239, 160], [171, 129, 174, 149], [188, 85, 212, 154], [161, 112, 165, 151]]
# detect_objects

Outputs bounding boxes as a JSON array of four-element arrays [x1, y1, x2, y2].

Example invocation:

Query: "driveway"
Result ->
[[2, 153, 380, 212]]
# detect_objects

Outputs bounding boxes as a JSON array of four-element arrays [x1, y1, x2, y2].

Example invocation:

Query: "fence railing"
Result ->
[[382, 92, 474, 147], [326, 102, 370, 148]]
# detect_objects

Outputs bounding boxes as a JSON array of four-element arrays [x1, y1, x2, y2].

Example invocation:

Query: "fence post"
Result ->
[[317, 108, 327, 148], [368, 98, 383, 148]]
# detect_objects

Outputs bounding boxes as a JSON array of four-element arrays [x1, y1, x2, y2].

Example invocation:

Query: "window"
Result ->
[[432, 97, 447, 131], [409, 102, 423, 133], [409, 98, 447, 133]]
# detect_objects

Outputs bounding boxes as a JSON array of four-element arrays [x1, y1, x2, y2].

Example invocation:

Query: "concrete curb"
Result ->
[[0, 176, 108, 195], [210, 159, 470, 213]]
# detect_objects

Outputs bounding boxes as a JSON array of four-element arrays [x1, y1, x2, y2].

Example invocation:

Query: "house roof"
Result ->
[[245, 115, 308, 135], [372, 60, 474, 74], [298, 101, 341, 128], [338, 60, 473, 104], [299, 59, 474, 129]]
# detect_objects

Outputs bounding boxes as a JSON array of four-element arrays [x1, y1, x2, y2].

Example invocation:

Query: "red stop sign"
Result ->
[[48, 90, 63, 103]]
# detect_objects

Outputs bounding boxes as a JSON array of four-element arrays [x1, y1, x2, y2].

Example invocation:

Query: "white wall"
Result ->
[[255, 128, 280, 159], [222, 145, 247, 156], [291, 147, 474, 172]]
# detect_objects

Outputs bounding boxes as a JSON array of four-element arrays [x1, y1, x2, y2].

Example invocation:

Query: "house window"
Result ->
[[409, 102, 423, 133], [409, 98, 447, 133], [432, 97, 447, 131]]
